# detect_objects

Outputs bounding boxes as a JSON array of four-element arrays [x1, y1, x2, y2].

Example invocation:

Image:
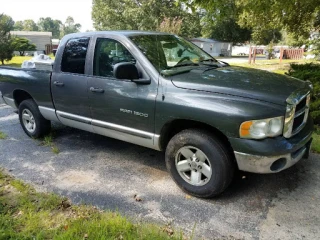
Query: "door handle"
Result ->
[[53, 81, 64, 86], [90, 87, 104, 93]]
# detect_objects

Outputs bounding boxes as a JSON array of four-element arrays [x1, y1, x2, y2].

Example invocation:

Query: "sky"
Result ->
[[0, 0, 94, 31]]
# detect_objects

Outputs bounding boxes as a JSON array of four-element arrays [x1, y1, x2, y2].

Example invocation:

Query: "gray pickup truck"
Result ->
[[0, 31, 313, 198]]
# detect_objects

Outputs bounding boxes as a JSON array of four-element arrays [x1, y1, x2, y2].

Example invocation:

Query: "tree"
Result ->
[[14, 20, 23, 30], [38, 17, 61, 38], [0, 14, 14, 65], [92, 0, 201, 38], [202, 17, 252, 43], [92, 0, 142, 30], [14, 19, 38, 31], [180, 10, 202, 38], [158, 17, 183, 35], [181, 0, 251, 43], [181, 0, 320, 45], [236, 0, 320, 41], [251, 28, 282, 46], [60, 17, 81, 37], [12, 37, 37, 56], [22, 19, 38, 31]]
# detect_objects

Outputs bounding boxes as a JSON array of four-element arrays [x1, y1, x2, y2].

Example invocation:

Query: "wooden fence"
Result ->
[[45, 44, 53, 55], [283, 49, 304, 59], [248, 46, 304, 64]]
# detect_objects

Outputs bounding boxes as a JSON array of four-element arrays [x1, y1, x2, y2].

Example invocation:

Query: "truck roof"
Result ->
[[64, 30, 172, 39]]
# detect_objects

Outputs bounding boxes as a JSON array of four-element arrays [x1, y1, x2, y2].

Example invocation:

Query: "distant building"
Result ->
[[190, 38, 232, 57], [232, 45, 250, 55], [10, 31, 53, 55], [52, 39, 60, 50]]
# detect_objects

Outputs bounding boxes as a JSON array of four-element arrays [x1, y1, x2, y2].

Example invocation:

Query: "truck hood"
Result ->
[[171, 66, 308, 106]]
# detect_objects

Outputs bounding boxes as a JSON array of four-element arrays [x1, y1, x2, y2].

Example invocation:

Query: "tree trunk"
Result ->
[[1, 60, 4, 65]]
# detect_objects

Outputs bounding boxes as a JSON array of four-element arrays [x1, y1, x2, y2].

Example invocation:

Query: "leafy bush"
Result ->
[[287, 63, 320, 125]]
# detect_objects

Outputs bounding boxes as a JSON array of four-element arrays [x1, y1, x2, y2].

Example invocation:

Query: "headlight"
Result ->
[[240, 116, 284, 139]]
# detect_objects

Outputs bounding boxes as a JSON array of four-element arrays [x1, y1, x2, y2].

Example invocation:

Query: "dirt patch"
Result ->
[[55, 170, 100, 190], [139, 166, 168, 181]]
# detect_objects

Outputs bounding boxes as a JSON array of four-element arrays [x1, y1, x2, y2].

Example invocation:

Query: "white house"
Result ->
[[10, 31, 52, 54], [190, 38, 232, 57]]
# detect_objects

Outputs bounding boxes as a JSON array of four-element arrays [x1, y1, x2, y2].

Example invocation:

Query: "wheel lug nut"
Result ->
[[198, 166, 202, 169]]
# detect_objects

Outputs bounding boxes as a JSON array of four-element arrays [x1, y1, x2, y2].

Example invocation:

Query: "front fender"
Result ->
[[155, 82, 285, 138]]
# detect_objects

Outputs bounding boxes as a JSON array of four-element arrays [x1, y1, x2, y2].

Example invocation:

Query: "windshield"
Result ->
[[129, 34, 218, 73]]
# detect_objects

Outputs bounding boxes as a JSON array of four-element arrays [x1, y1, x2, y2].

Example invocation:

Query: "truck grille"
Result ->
[[283, 90, 310, 138]]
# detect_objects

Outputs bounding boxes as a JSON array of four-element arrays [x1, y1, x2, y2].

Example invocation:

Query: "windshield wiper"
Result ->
[[166, 62, 199, 69], [199, 59, 229, 67], [199, 59, 219, 65], [199, 58, 217, 62]]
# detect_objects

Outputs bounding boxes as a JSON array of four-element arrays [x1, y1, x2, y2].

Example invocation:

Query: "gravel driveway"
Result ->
[[0, 100, 319, 239]]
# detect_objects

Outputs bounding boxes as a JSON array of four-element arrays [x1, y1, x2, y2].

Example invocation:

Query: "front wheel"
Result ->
[[165, 129, 234, 198], [19, 99, 51, 138]]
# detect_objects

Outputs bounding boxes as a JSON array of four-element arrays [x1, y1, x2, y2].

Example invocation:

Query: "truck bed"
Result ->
[[0, 66, 54, 110]]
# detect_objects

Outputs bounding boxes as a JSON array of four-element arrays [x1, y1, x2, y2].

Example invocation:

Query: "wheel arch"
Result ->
[[159, 119, 234, 155], [13, 89, 35, 107]]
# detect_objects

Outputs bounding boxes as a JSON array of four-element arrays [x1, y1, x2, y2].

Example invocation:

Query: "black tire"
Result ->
[[19, 99, 51, 138], [165, 129, 235, 198]]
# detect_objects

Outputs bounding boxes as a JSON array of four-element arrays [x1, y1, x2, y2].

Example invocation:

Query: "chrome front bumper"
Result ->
[[234, 140, 311, 173]]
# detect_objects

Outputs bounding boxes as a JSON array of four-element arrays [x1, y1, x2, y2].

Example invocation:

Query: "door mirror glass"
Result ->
[[113, 62, 139, 80]]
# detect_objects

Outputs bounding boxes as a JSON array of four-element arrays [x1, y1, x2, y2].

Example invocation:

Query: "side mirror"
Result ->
[[113, 62, 151, 84], [113, 62, 139, 80]]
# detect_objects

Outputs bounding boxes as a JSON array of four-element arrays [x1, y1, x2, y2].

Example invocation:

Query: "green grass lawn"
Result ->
[[0, 56, 33, 68], [0, 55, 55, 68], [231, 59, 313, 74], [0, 169, 185, 239]]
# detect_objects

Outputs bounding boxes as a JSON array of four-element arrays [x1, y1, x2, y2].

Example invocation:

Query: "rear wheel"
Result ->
[[19, 99, 51, 138], [165, 129, 234, 198]]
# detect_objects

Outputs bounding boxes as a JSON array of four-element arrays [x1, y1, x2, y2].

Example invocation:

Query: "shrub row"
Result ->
[[287, 63, 320, 125]]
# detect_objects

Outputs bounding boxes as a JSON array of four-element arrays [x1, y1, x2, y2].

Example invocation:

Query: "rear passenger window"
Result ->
[[61, 38, 90, 74]]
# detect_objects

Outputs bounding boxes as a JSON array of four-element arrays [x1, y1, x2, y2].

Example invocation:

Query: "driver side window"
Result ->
[[93, 38, 136, 78]]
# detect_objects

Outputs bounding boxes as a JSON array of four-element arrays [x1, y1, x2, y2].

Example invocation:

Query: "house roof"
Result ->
[[10, 31, 52, 37]]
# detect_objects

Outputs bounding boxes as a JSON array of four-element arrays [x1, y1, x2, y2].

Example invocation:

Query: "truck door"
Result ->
[[87, 37, 158, 148], [51, 37, 93, 132]]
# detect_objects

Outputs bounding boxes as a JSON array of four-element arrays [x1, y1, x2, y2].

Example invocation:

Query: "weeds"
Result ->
[[41, 132, 60, 154], [0, 169, 184, 239], [0, 131, 7, 139], [51, 146, 60, 154], [42, 134, 53, 146]]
